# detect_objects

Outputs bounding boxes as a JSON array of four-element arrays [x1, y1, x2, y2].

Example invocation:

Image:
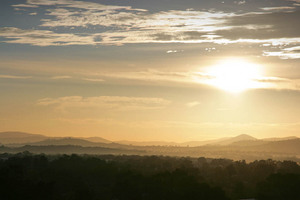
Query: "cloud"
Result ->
[[234, 1, 246, 5], [263, 46, 300, 59], [0, 27, 98, 46], [37, 96, 171, 111], [186, 101, 201, 108], [0, 74, 32, 79], [14, 0, 134, 11], [1, 0, 299, 59], [51, 76, 72, 79], [9, 0, 237, 45], [256, 76, 300, 91], [255, 77, 290, 83], [12, 4, 38, 8], [81, 78, 105, 82], [166, 50, 183, 54], [218, 10, 300, 40], [33, 7, 233, 45], [36, 7, 229, 30], [286, 0, 300, 3], [260, 6, 295, 11], [90, 69, 201, 85], [82, 68, 300, 91]]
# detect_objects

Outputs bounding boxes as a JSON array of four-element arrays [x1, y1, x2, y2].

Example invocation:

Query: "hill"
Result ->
[[118, 134, 258, 147], [83, 137, 111, 143], [211, 134, 257, 146], [0, 132, 47, 144], [2, 131, 300, 162], [28, 137, 107, 147]]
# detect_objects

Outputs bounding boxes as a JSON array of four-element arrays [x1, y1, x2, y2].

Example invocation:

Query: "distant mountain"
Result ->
[[117, 134, 258, 147], [1, 131, 300, 151], [83, 137, 111, 144], [228, 136, 299, 147], [211, 134, 257, 146], [0, 145, 145, 155], [262, 136, 298, 142], [117, 140, 179, 146], [0, 132, 112, 147], [230, 140, 268, 146], [2, 132, 300, 162], [0, 132, 47, 144], [178, 134, 257, 147], [229, 136, 300, 147], [14, 137, 134, 150], [28, 137, 105, 147], [180, 137, 229, 147], [249, 138, 300, 154]]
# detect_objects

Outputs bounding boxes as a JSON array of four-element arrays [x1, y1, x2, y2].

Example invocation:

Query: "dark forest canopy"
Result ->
[[1, 153, 300, 200]]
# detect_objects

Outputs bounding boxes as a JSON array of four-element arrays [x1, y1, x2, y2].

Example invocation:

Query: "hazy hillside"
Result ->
[[262, 136, 298, 141], [2, 132, 300, 162], [0, 132, 47, 144], [0, 145, 145, 155], [211, 134, 257, 145], [118, 134, 259, 147], [83, 137, 111, 144], [117, 140, 179, 146], [28, 137, 107, 147], [247, 138, 300, 154], [1, 132, 262, 147]]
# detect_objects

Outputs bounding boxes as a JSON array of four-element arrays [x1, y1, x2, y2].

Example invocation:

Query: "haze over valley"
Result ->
[[1, 131, 300, 162]]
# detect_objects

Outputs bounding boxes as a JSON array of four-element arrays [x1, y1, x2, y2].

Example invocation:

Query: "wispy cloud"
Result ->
[[166, 50, 184, 54], [260, 6, 296, 11], [0, 74, 32, 79], [37, 96, 171, 111], [88, 69, 197, 85], [8, 0, 232, 45], [234, 1, 246, 5], [186, 101, 201, 108], [12, 3, 38, 8], [263, 46, 300, 59], [51, 76, 72, 79], [13, 0, 134, 11], [81, 78, 105, 82], [0, 0, 296, 59], [0, 27, 97, 46], [83, 69, 300, 91], [286, 0, 300, 3]]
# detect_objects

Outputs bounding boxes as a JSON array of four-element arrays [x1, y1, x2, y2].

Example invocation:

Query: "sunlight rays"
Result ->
[[202, 58, 264, 93]]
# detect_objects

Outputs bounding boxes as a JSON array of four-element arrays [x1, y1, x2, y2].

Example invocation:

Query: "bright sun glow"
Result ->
[[203, 58, 263, 93]]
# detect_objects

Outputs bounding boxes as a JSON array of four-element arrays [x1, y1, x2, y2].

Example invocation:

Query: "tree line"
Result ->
[[0, 152, 300, 199]]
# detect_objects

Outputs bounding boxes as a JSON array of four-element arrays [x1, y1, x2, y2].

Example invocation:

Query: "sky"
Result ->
[[1, 0, 300, 142]]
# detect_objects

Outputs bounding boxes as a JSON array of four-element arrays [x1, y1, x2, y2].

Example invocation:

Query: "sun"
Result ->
[[203, 58, 263, 93]]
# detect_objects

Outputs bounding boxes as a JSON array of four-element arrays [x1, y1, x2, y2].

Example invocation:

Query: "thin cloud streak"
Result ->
[[81, 69, 300, 91], [81, 78, 105, 82], [0, 74, 32, 79], [37, 96, 171, 112], [0, 27, 98, 46], [51, 76, 72, 79], [263, 46, 300, 59], [260, 6, 296, 11]]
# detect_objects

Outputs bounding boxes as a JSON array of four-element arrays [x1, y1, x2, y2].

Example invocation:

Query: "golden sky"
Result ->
[[1, 0, 300, 141]]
